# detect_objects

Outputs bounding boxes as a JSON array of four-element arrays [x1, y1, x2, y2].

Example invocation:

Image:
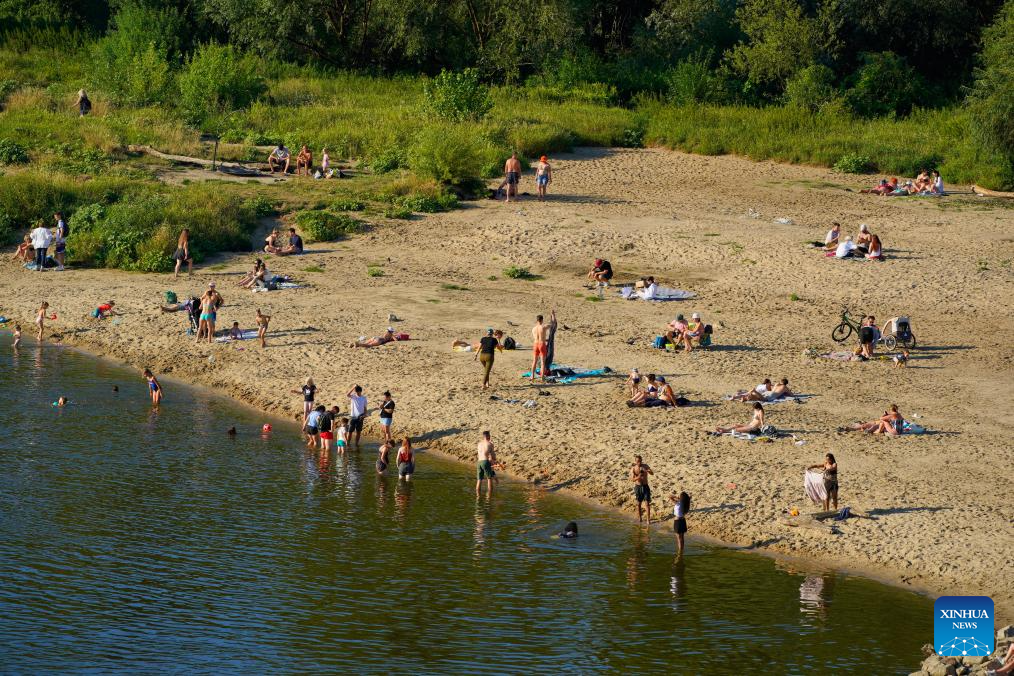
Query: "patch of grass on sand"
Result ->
[[487, 275, 497, 281], [585, 295, 602, 302], [367, 265, 384, 277], [503, 265, 536, 280], [426, 298, 441, 303], [303, 265, 324, 273], [206, 263, 229, 271], [789, 293, 801, 301], [441, 283, 469, 291], [703, 233, 719, 237], [976, 259, 989, 272]]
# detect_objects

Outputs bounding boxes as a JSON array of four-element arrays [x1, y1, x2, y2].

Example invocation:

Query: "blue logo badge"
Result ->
[[934, 596, 994, 657]]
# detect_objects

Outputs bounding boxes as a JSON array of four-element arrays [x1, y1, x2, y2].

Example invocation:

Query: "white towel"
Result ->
[[804, 470, 827, 505]]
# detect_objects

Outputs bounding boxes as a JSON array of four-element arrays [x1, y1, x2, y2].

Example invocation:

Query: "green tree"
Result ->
[[967, 0, 1014, 185], [726, 0, 822, 91], [177, 43, 265, 127], [844, 51, 925, 117], [784, 63, 838, 111]]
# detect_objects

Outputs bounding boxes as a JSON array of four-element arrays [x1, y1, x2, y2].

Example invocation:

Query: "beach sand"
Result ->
[[3, 148, 1012, 619]]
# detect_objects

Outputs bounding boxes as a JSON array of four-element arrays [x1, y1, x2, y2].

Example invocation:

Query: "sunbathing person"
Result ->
[[930, 170, 945, 195], [628, 373, 658, 406], [715, 403, 765, 434], [13, 234, 33, 262], [681, 312, 707, 351], [913, 169, 931, 192], [843, 404, 903, 435], [862, 179, 891, 195], [637, 276, 658, 300], [866, 234, 883, 260], [264, 231, 283, 254], [770, 378, 793, 399], [161, 296, 195, 313], [350, 327, 397, 348], [656, 376, 678, 407], [242, 261, 269, 289], [824, 222, 841, 249], [295, 145, 312, 176], [238, 259, 266, 286], [856, 224, 873, 254], [731, 379, 774, 402]]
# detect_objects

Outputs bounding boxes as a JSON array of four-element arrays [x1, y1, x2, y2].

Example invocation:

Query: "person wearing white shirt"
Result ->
[[835, 235, 857, 259], [672, 491, 691, 555], [346, 384, 368, 447], [29, 222, 53, 272], [638, 276, 658, 300], [824, 222, 840, 250]]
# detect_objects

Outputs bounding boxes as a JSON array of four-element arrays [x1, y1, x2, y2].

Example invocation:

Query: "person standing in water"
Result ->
[[347, 385, 367, 448], [173, 228, 193, 279], [12, 324, 22, 348], [255, 308, 270, 348], [35, 302, 49, 341], [631, 455, 654, 524], [143, 368, 163, 405], [503, 152, 521, 203], [376, 441, 391, 474], [397, 437, 415, 481], [535, 155, 552, 201], [530, 315, 550, 383], [672, 491, 691, 555], [476, 431, 499, 495], [378, 391, 395, 443]]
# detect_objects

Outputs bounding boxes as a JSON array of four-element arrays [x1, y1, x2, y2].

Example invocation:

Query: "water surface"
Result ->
[[0, 338, 932, 673]]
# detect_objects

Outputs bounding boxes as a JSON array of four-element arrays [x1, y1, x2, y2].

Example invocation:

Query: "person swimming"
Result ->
[[227, 426, 237, 436], [53, 396, 69, 407], [558, 521, 578, 538]]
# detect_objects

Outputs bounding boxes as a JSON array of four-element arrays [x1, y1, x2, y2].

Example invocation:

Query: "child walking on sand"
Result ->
[[256, 309, 270, 348], [143, 368, 163, 405], [35, 302, 49, 341]]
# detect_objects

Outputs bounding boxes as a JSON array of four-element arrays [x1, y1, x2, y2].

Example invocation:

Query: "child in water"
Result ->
[[142, 368, 163, 405], [12, 324, 21, 348], [335, 418, 348, 455], [53, 396, 69, 407]]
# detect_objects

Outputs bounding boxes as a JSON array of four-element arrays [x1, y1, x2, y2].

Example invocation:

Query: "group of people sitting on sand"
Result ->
[[267, 143, 345, 179], [822, 222, 883, 260], [263, 228, 303, 256], [840, 404, 906, 435], [729, 378, 794, 402], [660, 312, 711, 352], [625, 370, 685, 408], [861, 170, 944, 197]]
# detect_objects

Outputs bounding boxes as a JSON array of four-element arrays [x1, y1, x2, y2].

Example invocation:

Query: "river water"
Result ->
[[0, 337, 932, 673]]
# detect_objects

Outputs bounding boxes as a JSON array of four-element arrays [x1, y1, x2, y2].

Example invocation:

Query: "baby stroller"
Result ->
[[186, 297, 201, 335], [881, 316, 916, 349]]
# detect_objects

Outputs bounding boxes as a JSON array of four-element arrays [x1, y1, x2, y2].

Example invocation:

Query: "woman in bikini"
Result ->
[[263, 231, 282, 254], [173, 229, 193, 278], [628, 373, 658, 407], [143, 368, 163, 405], [715, 402, 764, 434], [844, 404, 903, 435], [397, 437, 415, 481], [808, 453, 838, 511], [35, 302, 49, 341]]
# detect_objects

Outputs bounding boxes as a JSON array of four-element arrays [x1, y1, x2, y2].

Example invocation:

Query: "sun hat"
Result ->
[[387, 326, 394, 332], [657, 376, 666, 383], [691, 312, 700, 319]]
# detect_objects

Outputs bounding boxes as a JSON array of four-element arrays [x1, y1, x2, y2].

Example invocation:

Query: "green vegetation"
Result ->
[[441, 283, 470, 291], [332, 199, 365, 212], [367, 266, 384, 277], [293, 211, 365, 243], [383, 206, 412, 220], [503, 266, 535, 280], [303, 265, 324, 273]]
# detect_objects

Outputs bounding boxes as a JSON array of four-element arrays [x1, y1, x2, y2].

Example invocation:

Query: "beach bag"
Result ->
[[164, 290, 177, 304], [503, 336, 516, 350], [652, 335, 666, 350]]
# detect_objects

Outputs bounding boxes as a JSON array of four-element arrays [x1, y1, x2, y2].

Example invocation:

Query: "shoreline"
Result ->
[[37, 332, 945, 614], [2, 147, 1011, 625]]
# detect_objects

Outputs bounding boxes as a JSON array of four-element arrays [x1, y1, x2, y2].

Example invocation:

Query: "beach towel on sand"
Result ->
[[723, 392, 812, 404], [804, 470, 827, 505], [619, 286, 696, 301], [711, 425, 791, 442], [521, 366, 612, 383], [215, 329, 259, 342]]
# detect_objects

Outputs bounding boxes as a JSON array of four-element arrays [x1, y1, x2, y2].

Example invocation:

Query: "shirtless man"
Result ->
[[504, 152, 522, 203], [476, 431, 500, 495], [631, 455, 654, 524], [295, 145, 312, 176], [255, 308, 270, 348], [530, 314, 551, 382]]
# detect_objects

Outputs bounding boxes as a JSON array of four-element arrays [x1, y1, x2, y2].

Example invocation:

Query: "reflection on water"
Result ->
[[0, 338, 933, 673]]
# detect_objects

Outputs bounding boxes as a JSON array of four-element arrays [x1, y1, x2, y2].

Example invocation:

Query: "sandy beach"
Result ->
[[3, 147, 1012, 620]]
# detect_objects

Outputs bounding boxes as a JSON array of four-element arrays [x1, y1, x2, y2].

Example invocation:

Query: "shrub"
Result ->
[[178, 44, 266, 128], [397, 192, 458, 212], [367, 265, 384, 277], [0, 79, 16, 104], [666, 59, 729, 105], [0, 139, 29, 165], [243, 195, 277, 218], [293, 211, 364, 242], [844, 52, 926, 118], [833, 152, 873, 174], [422, 68, 493, 122], [384, 206, 412, 219], [332, 198, 365, 212], [369, 147, 407, 173], [785, 64, 838, 112], [408, 125, 495, 188], [503, 265, 534, 279]]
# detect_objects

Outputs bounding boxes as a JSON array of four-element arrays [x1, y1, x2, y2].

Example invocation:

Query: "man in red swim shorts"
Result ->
[[530, 314, 551, 383]]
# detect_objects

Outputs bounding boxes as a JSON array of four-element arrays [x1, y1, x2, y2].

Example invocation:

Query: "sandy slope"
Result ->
[[3, 147, 1012, 619]]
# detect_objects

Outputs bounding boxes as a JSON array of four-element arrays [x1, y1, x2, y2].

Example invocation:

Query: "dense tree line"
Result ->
[[1, 0, 1004, 102]]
